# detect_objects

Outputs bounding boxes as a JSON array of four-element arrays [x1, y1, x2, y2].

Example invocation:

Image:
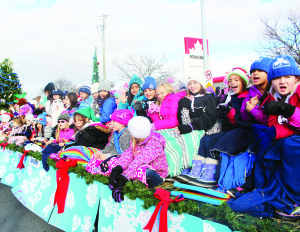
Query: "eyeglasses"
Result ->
[[58, 120, 67, 123]]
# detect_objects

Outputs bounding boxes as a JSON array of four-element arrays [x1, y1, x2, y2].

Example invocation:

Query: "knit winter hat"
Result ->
[[250, 57, 273, 74], [36, 113, 47, 126], [91, 82, 99, 94], [129, 75, 143, 89], [74, 106, 100, 122], [1, 114, 11, 123], [57, 112, 70, 122], [44, 82, 55, 92], [268, 55, 300, 83], [128, 116, 151, 139], [78, 86, 91, 96], [186, 76, 206, 89], [142, 76, 157, 91], [62, 90, 68, 99], [178, 81, 187, 90], [111, 109, 134, 126], [227, 67, 249, 85], [25, 113, 34, 122], [52, 89, 63, 96], [98, 80, 115, 92], [114, 86, 128, 99]]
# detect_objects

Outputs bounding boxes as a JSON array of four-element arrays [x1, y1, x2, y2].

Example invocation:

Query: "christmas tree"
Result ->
[[92, 46, 100, 84], [0, 58, 23, 110]]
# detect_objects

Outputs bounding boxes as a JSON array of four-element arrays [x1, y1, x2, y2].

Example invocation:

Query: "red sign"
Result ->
[[205, 70, 212, 80]]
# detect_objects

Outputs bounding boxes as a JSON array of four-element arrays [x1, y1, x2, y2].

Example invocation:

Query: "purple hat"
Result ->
[[110, 109, 134, 126]]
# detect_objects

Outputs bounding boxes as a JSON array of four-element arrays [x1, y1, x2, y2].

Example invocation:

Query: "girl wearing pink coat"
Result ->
[[149, 83, 186, 130]]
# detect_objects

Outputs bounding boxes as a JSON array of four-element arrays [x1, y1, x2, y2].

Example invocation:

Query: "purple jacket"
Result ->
[[240, 85, 268, 123], [150, 91, 186, 130], [117, 131, 168, 179]]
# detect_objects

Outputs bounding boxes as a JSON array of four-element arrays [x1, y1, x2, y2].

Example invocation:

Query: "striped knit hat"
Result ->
[[227, 67, 249, 85]]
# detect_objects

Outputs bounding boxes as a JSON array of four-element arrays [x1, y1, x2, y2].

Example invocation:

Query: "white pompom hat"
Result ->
[[128, 116, 151, 139]]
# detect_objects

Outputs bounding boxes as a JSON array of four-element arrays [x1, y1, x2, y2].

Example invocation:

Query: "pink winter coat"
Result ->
[[52, 128, 75, 143], [117, 131, 168, 179], [150, 91, 186, 130]]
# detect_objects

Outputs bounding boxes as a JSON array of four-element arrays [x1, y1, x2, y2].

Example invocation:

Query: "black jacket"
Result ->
[[177, 93, 218, 134], [65, 125, 110, 149]]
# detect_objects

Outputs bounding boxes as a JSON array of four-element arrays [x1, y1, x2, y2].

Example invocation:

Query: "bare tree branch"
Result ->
[[257, 12, 300, 65], [54, 78, 78, 93], [113, 54, 176, 81]]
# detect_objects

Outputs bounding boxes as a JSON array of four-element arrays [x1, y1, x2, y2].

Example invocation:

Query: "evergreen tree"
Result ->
[[0, 58, 23, 110], [92, 46, 100, 84]]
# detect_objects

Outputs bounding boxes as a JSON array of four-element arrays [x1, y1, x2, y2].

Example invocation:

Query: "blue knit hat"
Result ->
[[78, 86, 91, 96], [250, 57, 273, 74], [129, 75, 143, 89], [36, 112, 47, 126], [52, 89, 63, 96], [268, 55, 300, 83], [142, 76, 157, 91]]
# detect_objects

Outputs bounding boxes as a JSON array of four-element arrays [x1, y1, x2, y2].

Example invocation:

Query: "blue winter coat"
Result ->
[[98, 97, 117, 124]]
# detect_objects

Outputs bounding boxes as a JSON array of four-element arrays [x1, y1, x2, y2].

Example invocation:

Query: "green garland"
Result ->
[[2, 143, 300, 232]]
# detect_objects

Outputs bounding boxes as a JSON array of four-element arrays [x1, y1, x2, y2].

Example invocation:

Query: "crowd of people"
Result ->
[[0, 55, 299, 220]]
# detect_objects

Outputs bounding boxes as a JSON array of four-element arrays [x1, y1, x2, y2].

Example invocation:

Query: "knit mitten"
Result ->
[[112, 175, 128, 203], [263, 101, 295, 118], [219, 103, 232, 114], [253, 124, 276, 150], [178, 124, 193, 135], [109, 165, 123, 190]]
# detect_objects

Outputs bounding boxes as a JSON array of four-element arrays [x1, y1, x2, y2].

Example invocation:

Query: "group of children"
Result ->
[[0, 54, 299, 219]]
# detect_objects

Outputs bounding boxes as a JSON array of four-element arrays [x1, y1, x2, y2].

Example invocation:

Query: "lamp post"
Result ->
[[200, 0, 208, 79]]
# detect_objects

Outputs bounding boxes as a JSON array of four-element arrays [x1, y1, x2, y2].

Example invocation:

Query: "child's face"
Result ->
[[58, 120, 68, 129], [92, 92, 99, 100], [115, 97, 120, 105], [188, 80, 201, 94], [156, 86, 168, 102], [130, 84, 140, 96], [53, 95, 60, 100], [74, 116, 88, 130], [64, 95, 71, 107], [272, 75, 299, 96], [37, 123, 43, 130], [12, 121, 18, 127], [79, 92, 89, 100], [144, 89, 156, 99], [25, 120, 31, 125], [111, 120, 125, 132], [228, 75, 243, 94], [251, 69, 268, 86], [63, 98, 68, 105], [99, 90, 109, 99]]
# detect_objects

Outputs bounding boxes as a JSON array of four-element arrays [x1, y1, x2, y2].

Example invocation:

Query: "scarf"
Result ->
[[114, 127, 126, 154]]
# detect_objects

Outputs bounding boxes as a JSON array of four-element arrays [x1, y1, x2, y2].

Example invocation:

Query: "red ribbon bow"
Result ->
[[0, 142, 9, 150], [143, 188, 184, 232], [17, 149, 29, 169], [53, 159, 77, 214]]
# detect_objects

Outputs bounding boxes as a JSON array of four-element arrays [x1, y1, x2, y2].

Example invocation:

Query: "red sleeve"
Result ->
[[226, 107, 238, 126]]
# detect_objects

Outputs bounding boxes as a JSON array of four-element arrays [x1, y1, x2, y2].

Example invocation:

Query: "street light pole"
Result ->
[[97, 14, 108, 80], [200, 0, 208, 79]]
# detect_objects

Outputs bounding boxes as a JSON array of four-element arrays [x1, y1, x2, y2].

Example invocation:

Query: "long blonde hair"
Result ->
[[55, 122, 70, 142], [131, 135, 146, 155], [156, 83, 174, 106]]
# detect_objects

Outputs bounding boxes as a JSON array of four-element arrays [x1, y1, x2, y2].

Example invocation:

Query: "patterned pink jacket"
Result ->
[[117, 131, 168, 179]]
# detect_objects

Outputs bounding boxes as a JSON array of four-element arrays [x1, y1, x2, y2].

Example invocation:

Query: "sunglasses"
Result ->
[[58, 120, 67, 123]]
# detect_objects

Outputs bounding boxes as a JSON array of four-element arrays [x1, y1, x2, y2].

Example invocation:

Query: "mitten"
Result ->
[[109, 165, 123, 190], [263, 101, 295, 118], [177, 124, 193, 134], [133, 101, 146, 116], [252, 124, 276, 151], [111, 175, 128, 203], [219, 103, 232, 114]]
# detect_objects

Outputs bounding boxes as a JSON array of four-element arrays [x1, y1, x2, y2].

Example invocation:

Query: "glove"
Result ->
[[218, 103, 232, 114], [263, 101, 296, 118], [253, 124, 276, 151], [109, 165, 123, 190], [177, 124, 193, 134], [133, 101, 145, 116], [111, 175, 128, 203]]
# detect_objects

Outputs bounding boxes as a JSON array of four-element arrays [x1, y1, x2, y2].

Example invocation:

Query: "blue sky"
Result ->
[[0, 0, 299, 100]]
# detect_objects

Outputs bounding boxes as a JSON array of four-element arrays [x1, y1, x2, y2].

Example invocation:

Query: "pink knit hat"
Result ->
[[110, 109, 134, 126]]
